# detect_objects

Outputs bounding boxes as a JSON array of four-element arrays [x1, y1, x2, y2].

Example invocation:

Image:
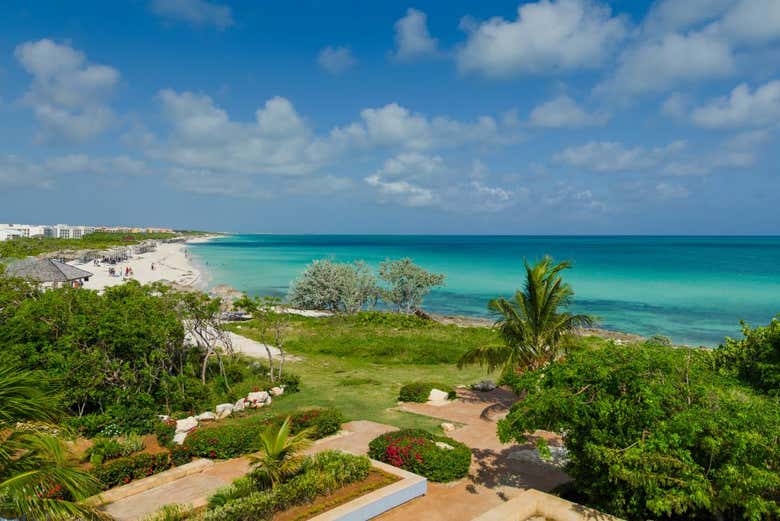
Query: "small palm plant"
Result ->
[[0, 363, 108, 520], [458, 256, 594, 377], [249, 416, 312, 489]]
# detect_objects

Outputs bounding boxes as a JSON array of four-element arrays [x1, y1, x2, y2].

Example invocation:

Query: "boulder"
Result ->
[[215, 403, 234, 419], [441, 422, 456, 432], [234, 398, 246, 412], [270, 386, 284, 396], [472, 380, 497, 392], [247, 391, 269, 405], [428, 388, 450, 402], [435, 441, 454, 450], [175, 416, 198, 434], [173, 432, 188, 445], [196, 411, 217, 421]]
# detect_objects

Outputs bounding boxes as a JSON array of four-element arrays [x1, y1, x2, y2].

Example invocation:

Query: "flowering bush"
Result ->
[[289, 408, 344, 438], [92, 452, 171, 489], [368, 429, 470, 482]]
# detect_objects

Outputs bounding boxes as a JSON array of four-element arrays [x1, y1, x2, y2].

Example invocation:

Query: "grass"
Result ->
[[227, 313, 499, 431]]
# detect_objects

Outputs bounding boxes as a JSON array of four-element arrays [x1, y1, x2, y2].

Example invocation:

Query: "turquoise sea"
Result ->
[[188, 235, 780, 347]]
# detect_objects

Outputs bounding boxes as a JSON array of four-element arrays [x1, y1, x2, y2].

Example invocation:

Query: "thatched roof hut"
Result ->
[[5, 258, 93, 283]]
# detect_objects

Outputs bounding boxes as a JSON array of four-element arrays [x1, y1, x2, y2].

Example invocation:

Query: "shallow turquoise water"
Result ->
[[189, 235, 780, 346]]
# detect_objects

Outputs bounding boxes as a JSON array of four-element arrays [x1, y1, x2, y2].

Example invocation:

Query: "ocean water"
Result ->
[[188, 235, 780, 347]]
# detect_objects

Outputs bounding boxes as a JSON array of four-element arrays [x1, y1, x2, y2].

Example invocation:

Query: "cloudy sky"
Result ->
[[1, 0, 778, 233]]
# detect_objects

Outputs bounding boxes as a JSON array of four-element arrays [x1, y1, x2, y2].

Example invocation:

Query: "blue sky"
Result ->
[[0, 0, 778, 234]]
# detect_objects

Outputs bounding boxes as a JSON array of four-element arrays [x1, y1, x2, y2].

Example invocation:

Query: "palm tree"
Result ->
[[458, 256, 594, 376], [0, 363, 107, 520], [248, 417, 312, 489]]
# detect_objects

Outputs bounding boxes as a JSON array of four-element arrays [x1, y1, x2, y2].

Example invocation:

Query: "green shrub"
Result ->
[[153, 420, 176, 447], [86, 434, 145, 465], [398, 382, 455, 403], [201, 451, 371, 521], [141, 504, 190, 521], [369, 429, 471, 482], [169, 444, 193, 467], [92, 453, 171, 489], [289, 408, 344, 438], [181, 409, 344, 460], [352, 311, 431, 328]]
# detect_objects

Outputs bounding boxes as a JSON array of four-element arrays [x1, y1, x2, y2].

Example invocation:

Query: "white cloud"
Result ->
[[317, 46, 357, 74], [600, 0, 780, 98], [150, 0, 234, 30], [542, 184, 607, 212], [44, 154, 149, 176], [364, 152, 518, 212], [528, 95, 608, 128], [691, 80, 780, 128], [15, 39, 120, 142], [456, 0, 627, 77], [392, 8, 440, 61], [655, 182, 690, 199], [661, 92, 689, 118], [599, 32, 735, 97], [0, 155, 52, 189], [554, 140, 686, 172]]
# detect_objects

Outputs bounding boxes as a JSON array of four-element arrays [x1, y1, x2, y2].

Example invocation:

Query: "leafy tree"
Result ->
[[715, 316, 780, 396], [378, 258, 445, 313], [248, 417, 312, 489], [497, 342, 780, 520], [0, 362, 107, 520], [458, 256, 593, 376], [287, 260, 379, 314]]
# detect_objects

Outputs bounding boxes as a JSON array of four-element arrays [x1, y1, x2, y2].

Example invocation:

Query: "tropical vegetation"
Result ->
[[368, 429, 471, 482], [0, 230, 184, 260], [498, 341, 780, 520], [458, 256, 593, 377], [0, 363, 106, 520]]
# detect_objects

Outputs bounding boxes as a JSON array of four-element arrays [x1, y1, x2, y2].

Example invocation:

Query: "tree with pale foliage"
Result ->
[[378, 258, 445, 314], [287, 260, 379, 314], [458, 256, 593, 376]]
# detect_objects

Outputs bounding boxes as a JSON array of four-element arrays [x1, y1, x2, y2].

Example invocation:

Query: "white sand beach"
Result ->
[[71, 240, 206, 291]]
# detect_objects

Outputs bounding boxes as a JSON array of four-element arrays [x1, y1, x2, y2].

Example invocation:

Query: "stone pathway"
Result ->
[[376, 388, 569, 521]]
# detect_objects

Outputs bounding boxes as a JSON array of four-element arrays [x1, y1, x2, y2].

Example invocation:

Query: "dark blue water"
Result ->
[[189, 235, 780, 346]]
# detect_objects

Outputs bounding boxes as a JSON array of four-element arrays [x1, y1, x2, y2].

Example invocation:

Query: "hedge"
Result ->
[[92, 452, 172, 489], [368, 429, 471, 482], [398, 382, 455, 403], [202, 451, 370, 521], [181, 408, 344, 460]]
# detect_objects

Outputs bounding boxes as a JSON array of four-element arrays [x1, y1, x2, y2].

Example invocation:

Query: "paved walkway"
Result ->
[[101, 421, 395, 521], [376, 388, 569, 521], [102, 390, 568, 521]]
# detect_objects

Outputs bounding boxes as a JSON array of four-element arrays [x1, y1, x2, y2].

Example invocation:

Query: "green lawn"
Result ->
[[226, 313, 499, 431]]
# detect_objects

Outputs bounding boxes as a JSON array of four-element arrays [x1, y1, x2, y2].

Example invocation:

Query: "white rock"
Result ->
[[215, 403, 234, 418], [196, 411, 217, 421], [173, 432, 188, 445], [175, 416, 198, 434], [234, 398, 246, 412], [441, 422, 456, 432], [247, 391, 269, 404], [270, 386, 284, 396], [428, 388, 449, 402], [435, 441, 454, 450]]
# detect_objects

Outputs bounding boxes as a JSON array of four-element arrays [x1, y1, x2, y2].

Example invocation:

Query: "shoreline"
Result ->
[[71, 234, 226, 292]]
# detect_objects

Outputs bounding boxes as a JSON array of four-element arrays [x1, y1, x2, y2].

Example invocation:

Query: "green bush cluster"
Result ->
[[181, 408, 344, 460], [86, 434, 144, 465], [202, 451, 370, 521], [352, 311, 432, 328], [368, 429, 471, 482], [398, 382, 455, 403], [92, 452, 171, 489]]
